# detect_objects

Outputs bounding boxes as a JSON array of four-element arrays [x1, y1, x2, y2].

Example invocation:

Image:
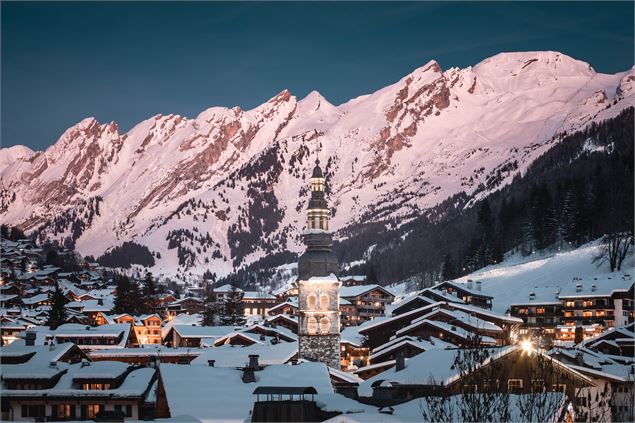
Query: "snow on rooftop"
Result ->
[[71, 360, 130, 379], [160, 361, 334, 422], [340, 284, 393, 298], [172, 325, 238, 339], [358, 346, 517, 397], [191, 340, 298, 367]]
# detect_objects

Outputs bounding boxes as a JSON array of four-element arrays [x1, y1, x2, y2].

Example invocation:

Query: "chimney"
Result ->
[[25, 331, 36, 346], [207, 360, 215, 367], [576, 284, 582, 293], [591, 284, 597, 292], [259, 334, 266, 341], [248, 354, 260, 370], [476, 281, 481, 292], [529, 292, 536, 301], [242, 367, 256, 383], [395, 352, 405, 371], [467, 280, 473, 290], [441, 289, 448, 296], [80, 360, 91, 368]]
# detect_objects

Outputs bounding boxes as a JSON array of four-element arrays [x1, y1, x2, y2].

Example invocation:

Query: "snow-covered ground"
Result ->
[[450, 241, 633, 313]]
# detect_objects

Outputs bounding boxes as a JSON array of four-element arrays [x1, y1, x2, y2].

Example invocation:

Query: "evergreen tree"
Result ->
[[114, 274, 144, 315], [574, 326, 584, 345], [441, 254, 457, 281], [202, 289, 217, 327], [221, 286, 245, 326], [142, 272, 159, 314], [0, 224, 9, 239], [47, 284, 67, 330], [114, 274, 132, 314]]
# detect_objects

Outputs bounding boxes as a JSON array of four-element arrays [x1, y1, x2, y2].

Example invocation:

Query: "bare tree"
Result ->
[[515, 355, 565, 423], [593, 231, 634, 272], [419, 378, 456, 423], [612, 384, 635, 423], [451, 335, 511, 422]]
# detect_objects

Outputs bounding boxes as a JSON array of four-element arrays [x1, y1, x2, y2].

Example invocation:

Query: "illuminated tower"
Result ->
[[297, 159, 341, 368]]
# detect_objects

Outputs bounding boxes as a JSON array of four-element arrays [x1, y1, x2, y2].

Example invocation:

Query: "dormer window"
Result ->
[[81, 382, 110, 390]]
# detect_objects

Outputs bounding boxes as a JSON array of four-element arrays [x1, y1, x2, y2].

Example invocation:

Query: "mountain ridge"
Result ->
[[2, 51, 634, 279]]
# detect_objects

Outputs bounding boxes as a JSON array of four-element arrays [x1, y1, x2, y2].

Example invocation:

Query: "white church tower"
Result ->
[[297, 159, 341, 368]]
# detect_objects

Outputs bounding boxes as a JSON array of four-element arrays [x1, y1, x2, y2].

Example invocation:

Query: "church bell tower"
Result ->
[[297, 159, 341, 369]]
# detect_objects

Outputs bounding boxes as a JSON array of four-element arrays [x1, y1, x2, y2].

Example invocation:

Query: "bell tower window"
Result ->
[[307, 293, 317, 310], [319, 316, 330, 333], [307, 317, 318, 334], [319, 293, 330, 310]]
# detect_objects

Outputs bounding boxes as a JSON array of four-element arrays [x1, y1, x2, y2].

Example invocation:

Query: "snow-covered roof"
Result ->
[[0, 340, 80, 365], [340, 284, 394, 299], [242, 291, 276, 300], [22, 293, 50, 305], [214, 284, 243, 293], [71, 360, 129, 379], [397, 308, 503, 337], [64, 298, 115, 313], [370, 336, 453, 362], [51, 323, 131, 349], [435, 280, 493, 298], [172, 325, 237, 339], [191, 340, 298, 367], [1, 363, 155, 399], [160, 361, 334, 422]]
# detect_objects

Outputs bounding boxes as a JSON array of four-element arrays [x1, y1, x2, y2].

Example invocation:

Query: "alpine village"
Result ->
[[1, 5, 635, 421]]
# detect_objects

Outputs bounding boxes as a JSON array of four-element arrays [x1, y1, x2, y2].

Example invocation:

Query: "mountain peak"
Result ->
[[407, 60, 443, 78], [475, 51, 595, 77], [269, 89, 293, 104], [0, 145, 35, 172]]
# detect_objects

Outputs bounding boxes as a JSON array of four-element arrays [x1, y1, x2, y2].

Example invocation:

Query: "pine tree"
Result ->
[[202, 295, 217, 326], [574, 326, 584, 344], [47, 284, 67, 330], [114, 274, 144, 315], [114, 274, 132, 314], [142, 272, 159, 314], [221, 286, 245, 326], [441, 254, 457, 281]]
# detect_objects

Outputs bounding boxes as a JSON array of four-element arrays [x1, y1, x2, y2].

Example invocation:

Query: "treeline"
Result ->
[[96, 241, 155, 269], [342, 107, 634, 284]]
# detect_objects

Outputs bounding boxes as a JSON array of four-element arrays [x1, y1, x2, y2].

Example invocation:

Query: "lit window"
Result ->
[[307, 317, 317, 334], [87, 405, 100, 419], [57, 405, 72, 418], [307, 294, 317, 310], [319, 294, 330, 311], [320, 316, 330, 333]]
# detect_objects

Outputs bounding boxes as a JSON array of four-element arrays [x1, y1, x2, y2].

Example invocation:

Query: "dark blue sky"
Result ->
[[2, 1, 633, 151]]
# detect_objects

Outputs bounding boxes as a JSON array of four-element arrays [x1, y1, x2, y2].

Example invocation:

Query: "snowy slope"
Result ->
[[0, 145, 34, 173], [450, 242, 635, 313], [1, 51, 634, 277]]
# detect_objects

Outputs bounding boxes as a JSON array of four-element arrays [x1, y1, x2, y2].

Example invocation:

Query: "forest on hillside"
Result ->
[[336, 107, 635, 285]]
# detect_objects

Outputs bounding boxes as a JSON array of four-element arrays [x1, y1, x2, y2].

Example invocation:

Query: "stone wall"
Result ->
[[299, 334, 341, 369]]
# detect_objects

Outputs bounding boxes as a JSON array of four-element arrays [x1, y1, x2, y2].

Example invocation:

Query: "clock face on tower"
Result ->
[[296, 158, 341, 369]]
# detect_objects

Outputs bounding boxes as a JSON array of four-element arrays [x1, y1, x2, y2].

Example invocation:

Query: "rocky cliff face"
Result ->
[[1, 51, 634, 278]]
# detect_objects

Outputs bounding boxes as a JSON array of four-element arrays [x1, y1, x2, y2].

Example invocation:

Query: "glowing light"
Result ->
[[521, 339, 533, 354]]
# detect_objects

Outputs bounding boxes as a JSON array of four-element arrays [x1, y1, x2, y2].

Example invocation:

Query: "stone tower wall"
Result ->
[[298, 334, 341, 369]]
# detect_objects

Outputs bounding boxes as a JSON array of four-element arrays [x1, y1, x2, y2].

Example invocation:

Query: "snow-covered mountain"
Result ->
[[2, 51, 634, 277]]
